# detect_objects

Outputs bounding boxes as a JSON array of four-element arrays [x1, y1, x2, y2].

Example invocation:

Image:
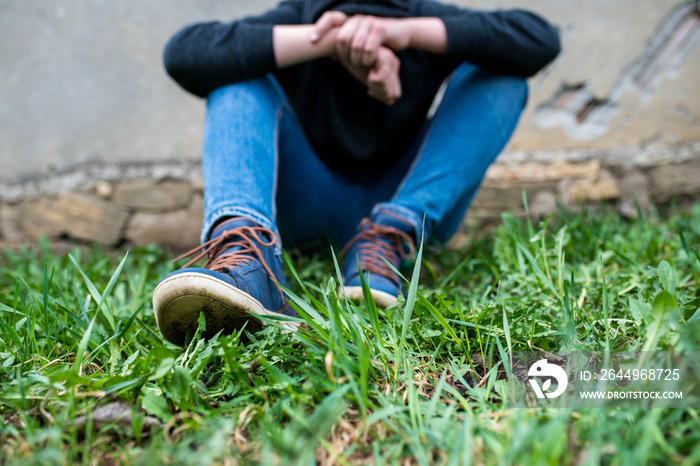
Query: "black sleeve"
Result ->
[[416, 0, 560, 77], [163, 1, 304, 97]]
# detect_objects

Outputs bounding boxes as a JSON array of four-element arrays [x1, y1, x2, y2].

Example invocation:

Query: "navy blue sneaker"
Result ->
[[340, 210, 416, 307], [153, 218, 297, 346]]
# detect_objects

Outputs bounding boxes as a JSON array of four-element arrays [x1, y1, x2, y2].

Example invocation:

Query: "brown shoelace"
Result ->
[[173, 224, 285, 299], [340, 218, 416, 282]]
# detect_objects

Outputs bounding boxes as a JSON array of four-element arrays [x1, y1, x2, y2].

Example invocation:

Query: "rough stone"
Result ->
[[499, 142, 700, 169], [617, 170, 651, 218], [17, 200, 65, 239], [95, 181, 114, 199], [113, 179, 191, 211], [19, 194, 129, 245], [125, 195, 203, 250], [470, 186, 524, 218], [0, 203, 25, 243], [486, 160, 600, 182], [648, 158, 700, 201], [191, 178, 204, 194], [564, 169, 621, 203], [471, 180, 559, 218], [529, 190, 559, 217]]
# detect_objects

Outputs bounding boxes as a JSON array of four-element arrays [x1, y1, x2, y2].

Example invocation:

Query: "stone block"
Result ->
[[648, 158, 700, 201], [95, 181, 114, 199], [486, 160, 600, 182], [616, 170, 650, 218], [470, 185, 525, 218], [191, 177, 204, 194], [18, 200, 67, 239], [564, 169, 621, 203], [19, 194, 129, 245], [113, 179, 191, 211], [529, 190, 558, 217], [471, 180, 559, 218], [0, 203, 25, 243], [125, 195, 203, 251]]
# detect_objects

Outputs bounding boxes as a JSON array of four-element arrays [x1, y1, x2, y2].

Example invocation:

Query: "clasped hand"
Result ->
[[310, 12, 408, 105]]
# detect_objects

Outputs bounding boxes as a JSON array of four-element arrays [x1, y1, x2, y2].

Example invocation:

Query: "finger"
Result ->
[[361, 22, 384, 67], [310, 11, 347, 42], [367, 87, 388, 105], [367, 60, 400, 104], [369, 87, 394, 105], [393, 77, 402, 101], [386, 67, 401, 102], [335, 16, 361, 62], [366, 66, 387, 89], [350, 20, 371, 66], [366, 57, 389, 85]]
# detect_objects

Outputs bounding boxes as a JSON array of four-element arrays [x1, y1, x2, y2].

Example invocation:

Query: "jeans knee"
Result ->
[[207, 75, 283, 113], [478, 73, 528, 112], [448, 63, 529, 112], [495, 75, 528, 110]]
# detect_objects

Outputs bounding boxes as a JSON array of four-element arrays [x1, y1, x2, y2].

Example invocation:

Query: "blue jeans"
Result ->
[[201, 63, 527, 250]]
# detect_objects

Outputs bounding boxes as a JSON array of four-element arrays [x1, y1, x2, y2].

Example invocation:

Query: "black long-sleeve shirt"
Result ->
[[164, 0, 560, 174]]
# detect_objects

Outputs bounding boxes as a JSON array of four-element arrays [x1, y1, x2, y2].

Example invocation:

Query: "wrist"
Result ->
[[273, 25, 340, 68], [404, 19, 420, 50], [383, 18, 411, 51], [406, 18, 447, 54], [315, 27, 340, 57]]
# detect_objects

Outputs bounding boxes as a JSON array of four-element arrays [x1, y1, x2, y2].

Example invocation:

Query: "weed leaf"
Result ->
[[657, 260, 675, 295]]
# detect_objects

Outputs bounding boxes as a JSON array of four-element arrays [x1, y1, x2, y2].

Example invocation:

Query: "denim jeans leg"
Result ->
[[201, 77, 285, 244], [374, 62, 528, 243], [274, 113, 371, 249], [201, 75, 369, 250]]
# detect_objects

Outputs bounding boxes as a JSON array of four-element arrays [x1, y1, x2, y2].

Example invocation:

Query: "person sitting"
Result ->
[[153, 0, 560, 345]]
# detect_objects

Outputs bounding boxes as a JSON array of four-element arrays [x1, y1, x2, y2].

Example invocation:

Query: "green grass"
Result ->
[[2, 202, 700, 465]]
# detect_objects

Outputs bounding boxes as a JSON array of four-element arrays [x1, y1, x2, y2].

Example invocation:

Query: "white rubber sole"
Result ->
[[341, 286, 398, 308], [153, 272, 297, 346]]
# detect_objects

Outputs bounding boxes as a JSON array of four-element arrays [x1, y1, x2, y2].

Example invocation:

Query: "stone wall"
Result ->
[[1, 0, 699, 250], [1, 164, 204, 250], [3, 151, 699, 250]]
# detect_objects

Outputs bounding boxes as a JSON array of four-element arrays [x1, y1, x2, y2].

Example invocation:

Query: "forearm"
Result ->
[[387, 17, 448, 54], [273, 25, 338, 68]]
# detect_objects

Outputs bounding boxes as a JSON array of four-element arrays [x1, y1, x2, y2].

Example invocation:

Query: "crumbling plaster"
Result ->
[[503, 0, 700, 149]]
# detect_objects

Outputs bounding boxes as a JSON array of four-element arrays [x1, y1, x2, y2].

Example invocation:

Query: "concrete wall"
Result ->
[[1, 0, 699, 248], [0, 0, 278, 182]]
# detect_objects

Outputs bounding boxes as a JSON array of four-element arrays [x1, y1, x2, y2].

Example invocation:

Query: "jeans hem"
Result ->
[[372, 203, 425, 246], [201, 206, 281, 253]]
